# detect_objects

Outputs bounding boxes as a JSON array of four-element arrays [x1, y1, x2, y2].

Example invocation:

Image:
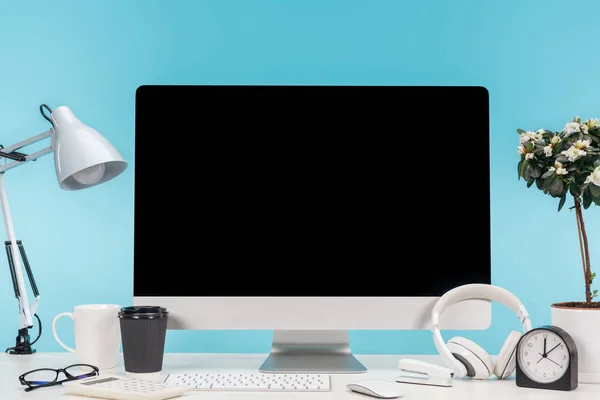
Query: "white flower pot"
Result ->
[[551, 304, 600, 383]]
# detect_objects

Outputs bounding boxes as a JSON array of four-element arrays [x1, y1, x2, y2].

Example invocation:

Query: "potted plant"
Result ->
[[516, 116, 600, 383]]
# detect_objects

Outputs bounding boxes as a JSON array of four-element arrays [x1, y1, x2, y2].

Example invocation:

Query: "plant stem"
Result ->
[[575, 202, 587, 295], [574, 197, 592, 303]]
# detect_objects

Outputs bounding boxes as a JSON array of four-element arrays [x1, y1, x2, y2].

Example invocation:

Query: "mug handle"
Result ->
[[52, 312, 76, 353]]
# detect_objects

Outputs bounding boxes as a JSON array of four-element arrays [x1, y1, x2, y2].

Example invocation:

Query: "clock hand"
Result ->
[[545, 356, 559, 366], [543, 337, 547, 355], [537, 353, 544, 364], [546, 343, 561, 355]]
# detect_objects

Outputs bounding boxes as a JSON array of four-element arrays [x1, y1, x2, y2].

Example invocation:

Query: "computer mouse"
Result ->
[[346, 380, 404, 398]]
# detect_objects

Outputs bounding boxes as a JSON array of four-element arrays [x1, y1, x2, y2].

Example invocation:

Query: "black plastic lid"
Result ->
[[118, 306, 168, 319]]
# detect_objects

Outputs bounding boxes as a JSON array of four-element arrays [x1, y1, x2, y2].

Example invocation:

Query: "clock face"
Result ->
[[517, 329, 570, 383]]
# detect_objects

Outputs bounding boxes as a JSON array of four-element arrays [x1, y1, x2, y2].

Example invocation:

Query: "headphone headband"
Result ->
[[431, 284, 532, 379], [431, 284, 531, 330]]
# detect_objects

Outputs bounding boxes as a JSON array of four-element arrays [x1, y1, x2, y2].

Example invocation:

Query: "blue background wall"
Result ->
[[0, 0, 598, 356]]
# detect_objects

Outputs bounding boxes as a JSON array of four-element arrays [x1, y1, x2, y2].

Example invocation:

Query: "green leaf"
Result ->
[[522, 160, 531, 181], [527, 178, 535, 188], [589, 182, 600, 198], [541, 170, 554, 179], [594, 158, 600, 168], [549, 177, 564, 197], [558, 194, 567, 211], [535, 178, 545, 190], [529, 165, 542, 178], [570, 182, 582, 197], [517, 129, 526, 134], [583, 187, 593, 209], [517, 159, 524, 180], [543, 174, 556, 190], [591, 272, 597, 284], [556, 155, 569, 163]]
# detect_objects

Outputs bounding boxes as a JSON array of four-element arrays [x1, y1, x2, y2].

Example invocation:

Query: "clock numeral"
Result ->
[[554, 337, 557, 342], [543, 373, 547, 377], [563, 355, 567, 360], [527, 362, 530, 366], [527, 343, 533, 347], [524, 351, 528, 356], [534, 368, 537, 373], [560, 365, 564, 369], [560, 345, 564, 349], [543, 334, 547, 339], [535, 336, 538, 340]]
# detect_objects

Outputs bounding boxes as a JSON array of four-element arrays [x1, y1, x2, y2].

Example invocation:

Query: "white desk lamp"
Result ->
[[0, 104, 127, 354]]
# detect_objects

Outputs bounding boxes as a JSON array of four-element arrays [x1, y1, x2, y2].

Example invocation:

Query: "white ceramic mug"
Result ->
[[52, 304, 121, 370]]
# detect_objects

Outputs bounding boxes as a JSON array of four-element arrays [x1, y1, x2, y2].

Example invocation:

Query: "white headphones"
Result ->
[[431, 284, 532, 380]]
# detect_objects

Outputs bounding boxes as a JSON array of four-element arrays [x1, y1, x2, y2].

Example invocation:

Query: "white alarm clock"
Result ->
[[515, 325, 578, 391]]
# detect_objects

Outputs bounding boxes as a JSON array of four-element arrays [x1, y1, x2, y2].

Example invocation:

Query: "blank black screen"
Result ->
[[133, 85, 491, 296]]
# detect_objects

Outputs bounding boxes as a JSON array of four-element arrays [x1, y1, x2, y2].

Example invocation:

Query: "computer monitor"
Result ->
[[133, 85, 491, 374]]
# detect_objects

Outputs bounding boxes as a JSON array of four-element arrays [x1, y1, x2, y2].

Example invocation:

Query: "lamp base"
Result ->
[[6, 328, 36, 355]]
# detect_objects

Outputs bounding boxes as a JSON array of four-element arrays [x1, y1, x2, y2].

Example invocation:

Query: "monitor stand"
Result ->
[[259, 330, 367, 374]]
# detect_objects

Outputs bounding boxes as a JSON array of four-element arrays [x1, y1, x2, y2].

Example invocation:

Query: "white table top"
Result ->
[[2, 353, 599, 399]]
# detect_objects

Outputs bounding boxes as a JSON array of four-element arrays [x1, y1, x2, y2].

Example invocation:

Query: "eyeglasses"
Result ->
[[19, 364, 99, 392]]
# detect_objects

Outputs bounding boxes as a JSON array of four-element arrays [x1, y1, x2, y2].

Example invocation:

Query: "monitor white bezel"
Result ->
[[134, 296, 491, 330]]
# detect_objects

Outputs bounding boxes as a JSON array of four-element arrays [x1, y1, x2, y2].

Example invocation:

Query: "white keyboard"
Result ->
[[164, 372, 332, 392]]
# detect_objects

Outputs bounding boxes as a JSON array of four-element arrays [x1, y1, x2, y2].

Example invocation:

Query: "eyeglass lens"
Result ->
[[23, 369, 58, 386], [64, 364, 97, 379]]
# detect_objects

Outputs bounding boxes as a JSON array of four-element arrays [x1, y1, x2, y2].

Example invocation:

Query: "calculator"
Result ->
[[62, 375, 188, 400]]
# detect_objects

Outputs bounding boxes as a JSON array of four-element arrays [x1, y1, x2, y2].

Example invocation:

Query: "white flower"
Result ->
[[584, 166, 600, 186], [517, 145, 525, 155], [574, 139, 591, 149], [586, 118, 600, 129], [564, 122, 581, 136], [525, 153, 534, 160], [581, 124, 589, 134], [553, 161, 565, 169], [537, 129, 546, 135], [519, 131, 541, 144], [561, 146, 587, 162], [543, 145, 553, 157], [555, 167, 568, 175], [549, 161, 568, 175], [550, 135, 561, 145], [519, 133, 530, 144]]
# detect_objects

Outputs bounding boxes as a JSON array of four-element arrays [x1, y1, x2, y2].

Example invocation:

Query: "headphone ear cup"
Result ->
[[447, 336, 495, 379], [493, 331, 521, 379]]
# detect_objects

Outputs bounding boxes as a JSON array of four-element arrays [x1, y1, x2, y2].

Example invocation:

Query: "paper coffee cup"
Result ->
[[118, 306, 168, 380]]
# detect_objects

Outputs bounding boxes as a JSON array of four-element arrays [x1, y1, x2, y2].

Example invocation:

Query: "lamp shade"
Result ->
[[51, 106, 127, 190]]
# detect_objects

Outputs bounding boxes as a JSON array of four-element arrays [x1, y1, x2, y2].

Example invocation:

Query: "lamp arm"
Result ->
[[0, 173, 34, 330], [0, 130, 53, 174]]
